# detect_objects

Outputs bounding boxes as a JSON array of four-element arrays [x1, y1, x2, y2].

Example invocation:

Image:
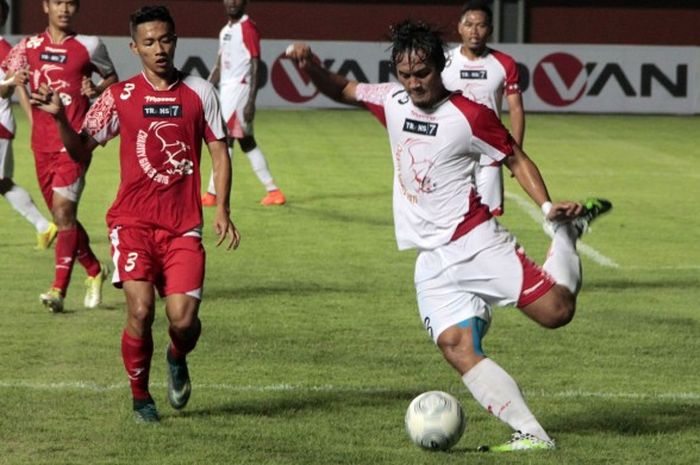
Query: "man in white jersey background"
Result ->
[[287, 21, 611, 452], [0, 0, 57, 250], [442, 0, 525, 217], [202, 0, 286, 207], [31, 5, 241, 423]]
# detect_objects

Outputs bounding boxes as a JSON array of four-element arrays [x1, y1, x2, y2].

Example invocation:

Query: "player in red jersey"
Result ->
[[0, 0, 57, 250], [202, 0, 286, 207], [1, 0, 118, 312], [31, 6, 241, 423]]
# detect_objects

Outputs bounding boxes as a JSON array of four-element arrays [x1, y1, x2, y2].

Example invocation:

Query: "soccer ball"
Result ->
[[404, 391, 466, 451]]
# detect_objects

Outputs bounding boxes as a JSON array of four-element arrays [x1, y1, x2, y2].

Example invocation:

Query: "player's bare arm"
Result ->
[[207, 51, 221, 87], [506, 92, 525, 147], [243, 57, 260, 122], [81, 71, 119, 99], [29, 83, 98, 163], [208, 139, 241, 250], [286, 43, 359, 106], [504, 144, 583, 222]]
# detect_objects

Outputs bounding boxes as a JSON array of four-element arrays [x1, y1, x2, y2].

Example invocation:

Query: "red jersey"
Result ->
[[83, 72, 227, 234], [1, 31, 115, 152]]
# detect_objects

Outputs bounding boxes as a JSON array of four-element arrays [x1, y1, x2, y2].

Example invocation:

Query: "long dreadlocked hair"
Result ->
[[389, 20, 447, 73]]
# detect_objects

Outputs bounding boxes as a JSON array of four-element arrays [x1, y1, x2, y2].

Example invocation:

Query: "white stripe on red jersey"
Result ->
[[355, 83, 514, 251], [83, 72, 226, 235]]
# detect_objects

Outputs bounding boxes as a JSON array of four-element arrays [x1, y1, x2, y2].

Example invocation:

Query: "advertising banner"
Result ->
[[12, 36, 698, 114]]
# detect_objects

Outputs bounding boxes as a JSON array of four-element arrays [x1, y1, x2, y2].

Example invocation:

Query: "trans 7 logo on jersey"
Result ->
[[143, 105, 183, 118], [40, 52, 68, 64], [460, 70, 487, 80], [403, 119, 438, 136]]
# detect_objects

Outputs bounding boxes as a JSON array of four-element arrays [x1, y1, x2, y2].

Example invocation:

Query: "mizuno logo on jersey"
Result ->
[[40, 52, 68, 64], [143, 104, 183, 118], [223, 34, 231, 41], [461, 69, 487, 79], [403, 119, 438, 136]]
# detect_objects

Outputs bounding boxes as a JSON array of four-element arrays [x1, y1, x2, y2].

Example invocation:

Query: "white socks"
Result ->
[[206, 146, 276, 195], [543, 222, 581, 294], [245, 147, 277, 192], [462, 358, 552, 442], [3, 183, 50, 232]]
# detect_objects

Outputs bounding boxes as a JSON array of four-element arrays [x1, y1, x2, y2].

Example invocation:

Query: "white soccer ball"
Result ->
[[405, 391, 466, 451]]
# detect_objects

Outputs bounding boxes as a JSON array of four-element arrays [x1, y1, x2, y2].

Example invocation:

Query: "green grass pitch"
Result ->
[[0, 107, 698, 464]]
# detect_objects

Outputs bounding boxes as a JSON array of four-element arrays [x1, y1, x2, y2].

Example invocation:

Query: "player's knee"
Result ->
[[542, 287, 576, 329], [437, 321, 486, 374]]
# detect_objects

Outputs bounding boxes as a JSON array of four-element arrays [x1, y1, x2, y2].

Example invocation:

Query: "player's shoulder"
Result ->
[[449, 92, 496, 120], [357, 82, 404, 105], [443, 45, 462, 70], [181, 73, 218, 98], [241, 15, 259, 29], [17, 32, 46, 49], [487, 48, 517, 68], [72, 34, 106, 52]]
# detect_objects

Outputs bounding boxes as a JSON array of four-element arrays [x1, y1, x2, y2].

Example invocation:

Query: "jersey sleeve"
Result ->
[[355, 83, 399, 127], [241, 19, 261, 59], [1, 38, 28, 74], [492, 50, 520, 96], [82, 86, 120, 145], [90, 38, 116, 78], [200, 82, 226, 143], [450, 94, 514, 163]]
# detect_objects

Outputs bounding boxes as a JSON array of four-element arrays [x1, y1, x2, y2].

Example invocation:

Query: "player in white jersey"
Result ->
[[442, 0, 525, 217], [0, 0, 56, 250], [202, 0, 286, 207], [286, 20, 611, 452]]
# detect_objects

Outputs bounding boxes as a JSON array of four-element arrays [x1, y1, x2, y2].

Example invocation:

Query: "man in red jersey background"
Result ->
[[31, 5, 241, 423], [2, 0, 118, 312]]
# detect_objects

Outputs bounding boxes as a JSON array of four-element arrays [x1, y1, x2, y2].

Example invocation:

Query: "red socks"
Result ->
[[121, 330, 154, 401]]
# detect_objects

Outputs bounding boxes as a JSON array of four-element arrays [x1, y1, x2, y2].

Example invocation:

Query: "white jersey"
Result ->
[[218, 14, 260, 86], [0, 36, 14, 139], [355, 83, 514, 251], [441, 46, 521, 117]]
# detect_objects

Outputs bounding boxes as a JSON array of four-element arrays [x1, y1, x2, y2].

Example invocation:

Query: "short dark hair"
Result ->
[[460, 0, 493, 27], [389, 20, 447, 73], [129, 5, 176, 38], [0, 0, 8, 27]]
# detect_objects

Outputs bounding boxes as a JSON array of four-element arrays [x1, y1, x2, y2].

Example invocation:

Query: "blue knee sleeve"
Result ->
[[457, 317, 487, 357]]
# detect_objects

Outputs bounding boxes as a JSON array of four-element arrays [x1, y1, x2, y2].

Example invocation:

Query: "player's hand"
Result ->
[[29, 83, 63, 115], [80, 76, 99, 98], [6, 68, 29, 87], [285, 43, 315, 69], [546, 201, 584, 223], [214, 210, 241, 251]]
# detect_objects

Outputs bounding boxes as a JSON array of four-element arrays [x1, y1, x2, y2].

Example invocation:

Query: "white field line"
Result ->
[[0, 380, 697, 402], [504, 192, 620, 269]]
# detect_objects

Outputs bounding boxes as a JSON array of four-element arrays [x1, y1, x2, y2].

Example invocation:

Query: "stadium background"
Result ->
[[6, 0, 700, 44]]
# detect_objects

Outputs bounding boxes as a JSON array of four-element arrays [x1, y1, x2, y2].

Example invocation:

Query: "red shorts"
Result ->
[[109, 226, 206, 299], [34, 150, 87, 208]]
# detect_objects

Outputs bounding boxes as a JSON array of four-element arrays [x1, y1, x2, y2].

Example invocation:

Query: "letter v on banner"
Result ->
[[533, 53, 589, 106]]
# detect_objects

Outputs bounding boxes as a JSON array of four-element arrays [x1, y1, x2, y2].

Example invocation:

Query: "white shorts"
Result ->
[[220, 82, 253, 139], [475, 154, 504, 216], [415, 218, 555, 342], [0, 138, 13, 179]]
